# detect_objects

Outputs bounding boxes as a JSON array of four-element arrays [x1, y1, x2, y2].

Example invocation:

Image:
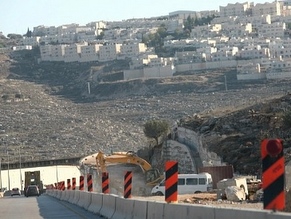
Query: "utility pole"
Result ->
[[0, 157, 2, 190], [19, 143, 22, 191], [7, 151, 10, 191], [224, 75, 228, 91]]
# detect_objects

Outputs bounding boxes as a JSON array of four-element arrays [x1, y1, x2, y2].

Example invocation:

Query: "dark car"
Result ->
[[11, 188, 21, 196], [25, 185, 40, 197]]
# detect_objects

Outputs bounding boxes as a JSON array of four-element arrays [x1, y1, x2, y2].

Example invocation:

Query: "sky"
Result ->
[[0, 0, 272, 36]]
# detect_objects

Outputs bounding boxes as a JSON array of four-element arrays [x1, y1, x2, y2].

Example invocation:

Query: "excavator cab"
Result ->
[[145, 168, 164, 186]]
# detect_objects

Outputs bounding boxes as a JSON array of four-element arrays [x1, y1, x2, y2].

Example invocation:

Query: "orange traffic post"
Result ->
[[124, 171, 132, 199], [102, 172, 109, 194], [165, 161, 178, 203], [67, 179, 71, 190], [61, 181, 65, 191], [261, 138, 285, 210], [79, 175, 84, 191], [87, 174, 93, 192], [72, 177, 76, 190]]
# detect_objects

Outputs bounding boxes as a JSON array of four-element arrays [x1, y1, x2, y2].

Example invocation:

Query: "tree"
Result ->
[[25, 28, 32, 37], [143, 119, 170, 146], [7, 34, 22, 40]]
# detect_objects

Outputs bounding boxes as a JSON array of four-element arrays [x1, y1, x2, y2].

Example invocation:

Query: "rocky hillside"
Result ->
[[1, 47, 291, 177], [180, 94, 291, 175]]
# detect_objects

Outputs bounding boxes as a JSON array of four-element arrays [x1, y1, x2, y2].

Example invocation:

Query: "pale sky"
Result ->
[[1, 0, 272, 36]]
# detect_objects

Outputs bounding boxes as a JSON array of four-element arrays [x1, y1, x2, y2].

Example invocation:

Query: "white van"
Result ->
[[151, 172, 213, 196]]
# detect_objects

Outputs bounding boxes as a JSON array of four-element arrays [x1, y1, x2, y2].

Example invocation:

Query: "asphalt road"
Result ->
[[0, 193, 101, 219]]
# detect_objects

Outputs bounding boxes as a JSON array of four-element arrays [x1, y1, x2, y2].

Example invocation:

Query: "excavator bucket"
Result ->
[[145, 168, 164, 186]]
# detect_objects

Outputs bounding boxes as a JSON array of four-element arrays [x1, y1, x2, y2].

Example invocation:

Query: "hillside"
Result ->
[[1, 48, 291, 176]]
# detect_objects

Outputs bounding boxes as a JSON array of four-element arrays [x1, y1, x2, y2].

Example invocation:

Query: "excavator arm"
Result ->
[[81, 150, 163, 186]]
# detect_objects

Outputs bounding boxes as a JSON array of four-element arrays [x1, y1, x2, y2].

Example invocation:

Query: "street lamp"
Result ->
[[19, 143, 22, 191], [0, 157, 2, 190], [7, 151, 10, 191]]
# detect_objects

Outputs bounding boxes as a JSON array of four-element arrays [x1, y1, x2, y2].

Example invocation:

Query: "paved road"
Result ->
[[0, 194, 101, 219]]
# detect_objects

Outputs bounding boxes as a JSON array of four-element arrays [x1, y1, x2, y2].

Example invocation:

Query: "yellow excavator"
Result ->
[[80, 150, 164, 186]]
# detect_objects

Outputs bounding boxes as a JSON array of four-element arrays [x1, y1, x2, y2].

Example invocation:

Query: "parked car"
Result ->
[[25, 185, 40, 197], [11, 188, 21, 196]]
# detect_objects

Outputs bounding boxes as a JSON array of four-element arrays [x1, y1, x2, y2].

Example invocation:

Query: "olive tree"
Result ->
[[143, 119, 170, 146]]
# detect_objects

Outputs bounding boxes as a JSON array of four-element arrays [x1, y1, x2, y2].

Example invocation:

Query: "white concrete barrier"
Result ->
[[56, 190, 62, 199], [166, 203, 215, 219], [132, 199, 148, 219], [66, 190, 75, 203], [112, 197, 135, 219], [99, 194, 117, 219], [147, 201, 165, 219], [87, 193, 103, 214], [72, 190, 80, 204], [77, 192, 92, 210], [214, 207, 287, 219], [48, 190, 291, 219], [60, 191, 69, 201]]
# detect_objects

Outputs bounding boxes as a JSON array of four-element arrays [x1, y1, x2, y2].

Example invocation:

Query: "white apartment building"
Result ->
[[257, 22, 286, 38], [163, 39, 201, 49], [211, 16, 237, 25], [268, 39, 291, 59], [63, 43, 87, 62], [18, 36, 41, 46], [76, 31, 98, 43], [237, 15, 271, 29], [119, 43, 147, 58], [198, 47, 217, 61], [175, 51, 197, 64], [219, 2, 253, 17], [211, 46, 238, 61], [39, 33, 76, 45], [33, 25, 58, 36], [145, 57, 174, 68], [79, 44, 103, 62], [221, 23, 252, 37], [57, 24, 80, 35], [190, 24, 222, 38], [40, 44, 67, 62], [238, 45, 270, 59], [99, 43, 122, 62], [252, 1, 281, 16], [129, 54, 158, 69], [237, 63, 261, 74], [12, 45, 32, 51]]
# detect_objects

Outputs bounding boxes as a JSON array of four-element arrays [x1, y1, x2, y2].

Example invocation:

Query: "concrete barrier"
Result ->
[[60, 191, 69, 201], [165, 203, 215, 219], [56, 190, 62, 199], [77, 191, 92, 210], [147, 201, 165, 219], [112, 197, 135, 219], [67, 190, 76, 204], [47, 190, 291, 219], [87, 193, 103, 214], [132, 199, 148, 219], [99, 194, 117, 219], [214, 207, 289, 219], [63, 190, 73, 202], [72, 190, 80, 204], [52, 190, 57, 198]]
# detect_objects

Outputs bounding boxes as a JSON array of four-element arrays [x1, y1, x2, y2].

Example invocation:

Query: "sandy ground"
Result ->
[[133, 193, 264, 210]]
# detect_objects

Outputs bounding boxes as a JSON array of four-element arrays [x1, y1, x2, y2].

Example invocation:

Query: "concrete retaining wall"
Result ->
[[47, 190, 291, 219]]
